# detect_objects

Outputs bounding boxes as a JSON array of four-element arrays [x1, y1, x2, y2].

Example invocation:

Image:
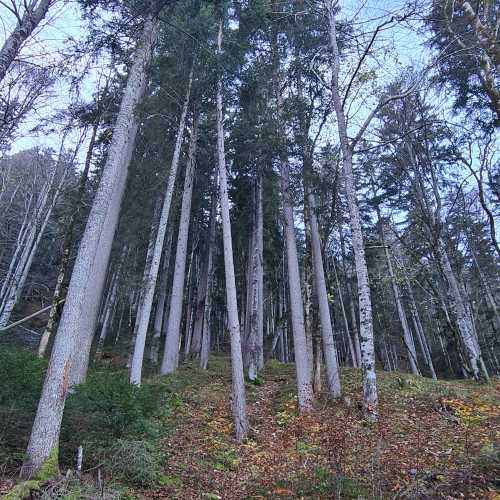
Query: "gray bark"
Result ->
[[377, 217, 420, 375], [215, 18, 248, 441], [200, 191, 217, 370], [326, 1, 378, 416], [437, 238, 486, 380], [308, 191, 341, 396], [280, 159, 314, 411], [149, 225, 174, 364], [0, 0, 54, 84], [158, 113, 199, 375], [130, 68, 194, 384], [20, 17, 157, 478]]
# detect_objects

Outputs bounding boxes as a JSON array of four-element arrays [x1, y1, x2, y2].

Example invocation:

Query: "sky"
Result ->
[[0, 0, 434, 162]]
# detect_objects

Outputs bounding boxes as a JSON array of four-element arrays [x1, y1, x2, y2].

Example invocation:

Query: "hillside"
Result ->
[[1, 348, 498, 499]]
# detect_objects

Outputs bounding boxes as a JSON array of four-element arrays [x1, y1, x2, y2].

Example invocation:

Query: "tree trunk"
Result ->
[[437, 238, 487, 381], [149, 225, 174, 364], [280, 159, 314, 411], [0, 0, 54, 84], [214, 18, 248, 441], [200, 191, 217, 370], [332, 258, 357, 368], [377, 215, 420, 375], [326, 1, 378, 416], [156, 113, 198, 375], [308, 191, 341, 396], [20, 17, 157, 478], [255, 175, 264, 370], [325, 0, 378, 419], [130, 68, 194, 384], [38, 118, 99, 357], [0, 163, 68, 328]]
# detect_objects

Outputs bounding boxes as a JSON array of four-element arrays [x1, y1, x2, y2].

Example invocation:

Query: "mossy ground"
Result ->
[[1, 349, 499, 499]]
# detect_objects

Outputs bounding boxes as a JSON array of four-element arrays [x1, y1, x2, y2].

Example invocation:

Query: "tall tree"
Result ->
[[21, 12, 158, 477], [215, 15, 248, 442]]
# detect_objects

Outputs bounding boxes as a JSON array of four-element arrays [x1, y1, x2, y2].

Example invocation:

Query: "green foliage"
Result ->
[[60, 370, 166, 478], [65, 370, 163, 438], [0, 346, 46, 410], [0, 347, 46, 470], [106, 439, 164, 486]]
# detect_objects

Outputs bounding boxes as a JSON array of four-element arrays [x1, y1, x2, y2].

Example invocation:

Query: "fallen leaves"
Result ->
[[152, 361, 499, 499]]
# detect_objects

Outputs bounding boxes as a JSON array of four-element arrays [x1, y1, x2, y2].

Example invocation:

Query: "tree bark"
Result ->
[[149, 225, 174, 363], [130, 67, 194, 384], [214, 17, 248, 441], [325, 1, 378, 416], [437, 238, 488, 381], [377, 215, 420, 375], [20, 17, 157, 478], [0, 0, 54, 84], [308, 191, 341, 396], [38, 118, 99, 358], [200, 190, 217, 370], [157, 113, 199, 375]]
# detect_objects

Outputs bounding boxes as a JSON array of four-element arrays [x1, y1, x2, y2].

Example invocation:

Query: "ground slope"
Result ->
[[1, 351, 498, 499], [148, 358, 499, 499]]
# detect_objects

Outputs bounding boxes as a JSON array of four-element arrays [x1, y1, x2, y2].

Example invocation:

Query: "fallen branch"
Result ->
[[0, 299, 65, 332]]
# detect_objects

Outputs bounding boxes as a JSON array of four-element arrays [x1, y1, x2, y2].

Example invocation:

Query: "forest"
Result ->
[[0, 0, 499, 498]]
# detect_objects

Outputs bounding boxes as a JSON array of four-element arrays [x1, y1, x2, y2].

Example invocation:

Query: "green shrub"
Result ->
[[0, 346, 46, 471], [60, 370, 165, 479], [106, 439, 163, 486], [0, 346, 46, 410], [64, 370, 164, 440]]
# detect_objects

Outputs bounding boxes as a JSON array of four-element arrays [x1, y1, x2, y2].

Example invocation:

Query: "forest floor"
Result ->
[[1, 349, 499, 499], [144, 358, 500, 499]]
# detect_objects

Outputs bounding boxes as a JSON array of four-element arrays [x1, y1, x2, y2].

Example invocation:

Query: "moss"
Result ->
[[4, 480, 41, 499], [3, 449, 59, 499], [34, 447, 59, 480]]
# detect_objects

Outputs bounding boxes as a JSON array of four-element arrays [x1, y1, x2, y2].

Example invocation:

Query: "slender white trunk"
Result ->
[[308, 192, 341, 396], [377, 217, 419, 375], [182, 245, 198, 358], [159, 114, 199, 375], [21, 18, 157, 478], [215, 18, 248, 441], [0, 165, 67, 327], [255, 176, 264, 369], [129, 69, 194, 384], [332, 258, 357, 368], [149, 226, 174, 363], [437, 238, 487, 380], [246, 213, 260, 380], [191, 259, 208, 356], [326, 1, 378, 416], [280, 160, 314, 411]]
